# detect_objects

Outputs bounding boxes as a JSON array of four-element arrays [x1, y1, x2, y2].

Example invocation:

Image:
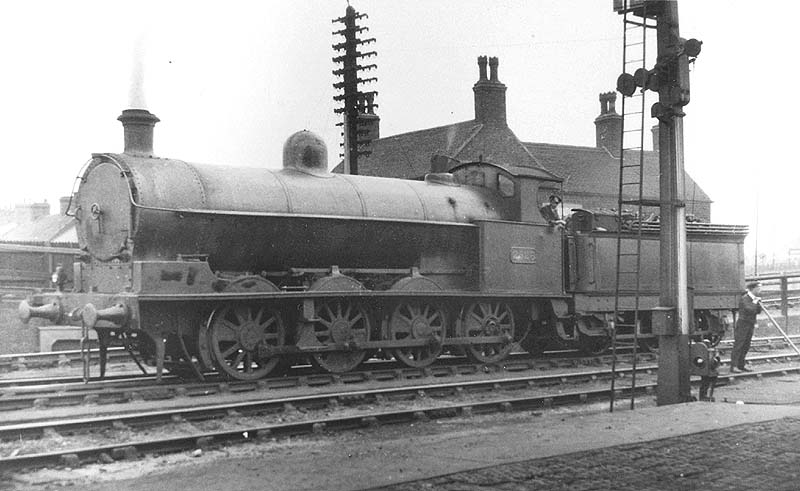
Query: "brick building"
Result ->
[[335, 56, 711, 221]]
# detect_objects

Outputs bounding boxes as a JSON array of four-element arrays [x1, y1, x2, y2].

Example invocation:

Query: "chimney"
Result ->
[[118, 108, 160, 156], [594, 91, 622, 156], [473, 56, 507, 125], [14, 202, 50, 223], [357, 92, 380, 141], [651, 124, 660, 152], [59, 196, 72, 215]]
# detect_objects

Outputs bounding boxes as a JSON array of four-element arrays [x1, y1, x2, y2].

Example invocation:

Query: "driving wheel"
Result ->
[[208, 303, 285, 380], [310, 298, 371, 373], [389, 301, 446, 368], [459, 301, 514, 364]]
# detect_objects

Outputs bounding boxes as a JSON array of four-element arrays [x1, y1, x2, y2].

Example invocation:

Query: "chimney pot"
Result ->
[[488, 57, 499, 82], [607, 92, 617, 114], [118, 108, 160, 156], [477, 56, 488, 81], [473, 55, 507, 125]]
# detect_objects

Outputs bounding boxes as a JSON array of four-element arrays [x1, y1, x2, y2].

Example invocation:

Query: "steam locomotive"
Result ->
[[19, 108, 747, 381]]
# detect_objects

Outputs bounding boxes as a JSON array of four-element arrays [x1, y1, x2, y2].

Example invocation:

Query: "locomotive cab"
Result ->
[[450, 161, 563, 225], [451, 161, 566, 296]]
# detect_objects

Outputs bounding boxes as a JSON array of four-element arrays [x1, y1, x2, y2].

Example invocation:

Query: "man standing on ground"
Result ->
[[731, 281, 762, 373]]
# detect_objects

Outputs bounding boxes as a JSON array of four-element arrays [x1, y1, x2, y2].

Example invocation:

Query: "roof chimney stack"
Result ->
[[473, 56, 507, 125], [357, 92, 380, 141], [594, 91, 622, 156], [59, 196, 72, 215], [651, 124, 660, 152], [118, 108, 160, 157]]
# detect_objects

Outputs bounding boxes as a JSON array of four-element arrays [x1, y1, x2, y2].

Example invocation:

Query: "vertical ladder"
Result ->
[[610, 2, 656, 412]]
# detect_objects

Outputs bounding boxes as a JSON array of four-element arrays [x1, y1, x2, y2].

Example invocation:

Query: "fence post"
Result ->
[[781, 276, 789, 333]]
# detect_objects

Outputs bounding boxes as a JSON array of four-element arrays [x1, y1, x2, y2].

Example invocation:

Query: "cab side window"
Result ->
[[497, 174, 515, 197], [464, 170, 486, 187]]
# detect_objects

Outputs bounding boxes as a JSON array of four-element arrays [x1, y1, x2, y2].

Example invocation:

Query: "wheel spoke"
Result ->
[[422, 304, 431, 318], [219, 319, 239, 337], [234, 308, 247, 326], [324, 304, 335, 321], [261, 315, 276, 329], [221, 342, 241, 359], [232, 350, 245, 368]]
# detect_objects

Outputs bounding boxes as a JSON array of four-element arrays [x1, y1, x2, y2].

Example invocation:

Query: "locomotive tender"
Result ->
[[19, 108, 746, 380]]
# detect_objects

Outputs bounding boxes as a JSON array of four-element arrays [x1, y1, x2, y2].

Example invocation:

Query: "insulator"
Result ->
[[333, 78, 377, 89], [332, 11, 366, 23], [355, 51, 377, 59], [333, 64, 377, 75], [333, 93, 359, 101], [332, 26, 368, 36]]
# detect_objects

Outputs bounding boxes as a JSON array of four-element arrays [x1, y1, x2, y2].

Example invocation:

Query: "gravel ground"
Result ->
[[5, 369, 800, 490]]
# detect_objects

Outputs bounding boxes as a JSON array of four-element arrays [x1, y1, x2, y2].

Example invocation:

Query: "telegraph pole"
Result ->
[[332, 5, 378, 175], [616, 0, 702, 404]]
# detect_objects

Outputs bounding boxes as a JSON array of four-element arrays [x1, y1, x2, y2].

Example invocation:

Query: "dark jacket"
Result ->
[[737, 292, 762, 326], [540, 204, 560, 223]]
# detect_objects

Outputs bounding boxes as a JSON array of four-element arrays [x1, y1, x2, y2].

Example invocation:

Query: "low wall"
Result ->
[[0, 295, 40, 354]]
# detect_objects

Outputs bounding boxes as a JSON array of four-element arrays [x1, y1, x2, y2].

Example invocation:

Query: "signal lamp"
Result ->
[[616, 73, 637, 97], [693, 357, 706, 368], [683, 38, 702, 57], [633, 68, 649, 87]]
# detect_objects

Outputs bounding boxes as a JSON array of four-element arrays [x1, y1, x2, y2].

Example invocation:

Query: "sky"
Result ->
[[0, 1, 797, 262]]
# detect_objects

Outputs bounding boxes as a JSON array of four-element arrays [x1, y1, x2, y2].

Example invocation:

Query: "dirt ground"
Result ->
[[5, 371, 800, 491], [2, 309, 800, 490]]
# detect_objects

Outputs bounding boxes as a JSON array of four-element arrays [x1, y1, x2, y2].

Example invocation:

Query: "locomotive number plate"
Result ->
[[510, 247, 536, 264]]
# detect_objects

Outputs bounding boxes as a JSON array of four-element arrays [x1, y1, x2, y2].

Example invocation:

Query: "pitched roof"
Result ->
[[523, 141, 711, 203], [1, 215, 77, 244], [340, 120, 560, 181], [337, 119, 711, 205]]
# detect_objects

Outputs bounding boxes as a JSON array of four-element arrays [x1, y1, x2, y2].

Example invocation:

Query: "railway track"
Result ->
[[1, 331, 794, 375], [2, 335, 797, 413], [0, 347, 130, 372], [0, 351, 644, 412], [2, 361, 798, 473]]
